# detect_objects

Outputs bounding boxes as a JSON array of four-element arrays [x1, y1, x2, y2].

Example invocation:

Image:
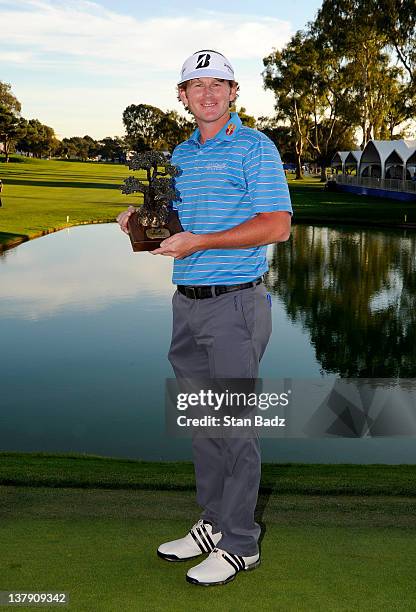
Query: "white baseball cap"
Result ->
[[178, 50, 235, 85]]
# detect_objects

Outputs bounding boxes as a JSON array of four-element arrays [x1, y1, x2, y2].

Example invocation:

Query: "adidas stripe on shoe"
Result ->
[[157, 519, 222, 562], [186, 547, 260, 586]]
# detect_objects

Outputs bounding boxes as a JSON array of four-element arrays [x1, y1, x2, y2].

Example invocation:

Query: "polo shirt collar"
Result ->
[[189, 112, 242, 146]]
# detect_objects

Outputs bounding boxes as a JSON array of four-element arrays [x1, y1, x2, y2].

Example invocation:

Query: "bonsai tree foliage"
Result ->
[[121, 151, 180, 227]]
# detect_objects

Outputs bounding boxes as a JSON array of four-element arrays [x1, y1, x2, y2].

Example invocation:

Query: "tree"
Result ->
[[82, 135, 100, 159], [313, 0, 411, 146], [263, 32, 316, 179], [384, 79, 414, 138], [98, 136, 127, 162], [263, 30, 359, 179], [0, 106, 26, 162], [256, 118, 299, 164], [376, 0, 416, 87], [57, 136, 98, 160], [122, 104, 165, 151], [230, 106, 256, 128], [157, 110, 194, 150], [59, 137, 78, 159], [0, 81, 21, 114], [17, 119, 59, 158]]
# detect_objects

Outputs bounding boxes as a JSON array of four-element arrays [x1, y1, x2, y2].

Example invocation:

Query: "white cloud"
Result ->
[[2, 0, 291, 72], [1, 0, 292, 136]]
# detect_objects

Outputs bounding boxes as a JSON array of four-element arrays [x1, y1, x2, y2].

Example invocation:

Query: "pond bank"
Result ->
[[1, 452, 416, 496]]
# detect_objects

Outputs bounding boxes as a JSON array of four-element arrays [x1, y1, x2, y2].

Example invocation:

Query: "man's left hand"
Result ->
[[150, 231, 201, 259]]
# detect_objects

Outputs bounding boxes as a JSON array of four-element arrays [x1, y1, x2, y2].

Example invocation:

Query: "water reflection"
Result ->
[[0, 224, 174, 319], [267, 226, 416, 377], [1, 223, 416, 462]]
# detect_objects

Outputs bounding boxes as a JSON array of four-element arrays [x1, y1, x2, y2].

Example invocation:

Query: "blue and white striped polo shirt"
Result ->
[[171, 112, 292, 286]]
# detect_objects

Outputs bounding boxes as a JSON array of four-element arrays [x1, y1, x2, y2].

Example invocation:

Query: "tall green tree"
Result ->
[[0, 105, 26, 162], [256, 118, 299, 164], [376, 0, 416, 87], [263, 32, 316, 179], [0, 81, 21, 114], [157, 110, 194, 150], [264, 30, 358, 179], [313, 0, 411, 146], [122, 104, 165, 151], [98, 136, 127, 162], [58, 136, 97, 160], [17, 119, 58, 158]]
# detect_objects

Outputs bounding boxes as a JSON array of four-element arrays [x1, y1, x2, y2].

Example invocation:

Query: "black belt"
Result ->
[[177, 277, 263, 300]]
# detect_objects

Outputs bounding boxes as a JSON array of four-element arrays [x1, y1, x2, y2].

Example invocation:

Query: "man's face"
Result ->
[[179, 77, 236, 126]]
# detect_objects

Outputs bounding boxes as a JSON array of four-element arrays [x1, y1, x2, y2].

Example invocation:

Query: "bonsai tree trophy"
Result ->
[[121, 151, 182, 252]]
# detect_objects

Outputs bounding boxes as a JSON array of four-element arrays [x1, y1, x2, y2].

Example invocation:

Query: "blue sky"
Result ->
[[1, 0, 323, 139]]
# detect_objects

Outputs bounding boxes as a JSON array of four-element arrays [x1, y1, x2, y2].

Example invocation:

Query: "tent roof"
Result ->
[[345, 150, 362, 164], [331, 151, 349, 165], [362, 139, 416, 164]]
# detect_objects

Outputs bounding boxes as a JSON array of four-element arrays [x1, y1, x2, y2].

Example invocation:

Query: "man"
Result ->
[[117, 50, 292, 586]]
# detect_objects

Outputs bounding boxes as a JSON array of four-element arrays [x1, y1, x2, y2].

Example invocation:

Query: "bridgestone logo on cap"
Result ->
[[178, 50, 235, 84], [196, 53, 211, 69]]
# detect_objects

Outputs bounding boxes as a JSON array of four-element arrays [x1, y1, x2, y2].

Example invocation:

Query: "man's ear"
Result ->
[[178, 87, 189, 107], [229, 83, 238, 105]]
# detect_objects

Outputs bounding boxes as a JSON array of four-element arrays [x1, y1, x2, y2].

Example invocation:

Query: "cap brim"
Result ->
[[178, 69, 234, 85]]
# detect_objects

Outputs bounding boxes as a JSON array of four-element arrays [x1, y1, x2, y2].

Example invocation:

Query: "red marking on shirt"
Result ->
[[225, 123, 236, 136]]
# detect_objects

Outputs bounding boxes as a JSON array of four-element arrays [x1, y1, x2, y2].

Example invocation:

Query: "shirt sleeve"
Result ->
[[242, 134, 293, 215]]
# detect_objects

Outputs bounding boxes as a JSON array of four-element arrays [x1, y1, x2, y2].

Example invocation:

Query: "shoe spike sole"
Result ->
[[185, 559, 261, 586], [157, 550, 203, 562]]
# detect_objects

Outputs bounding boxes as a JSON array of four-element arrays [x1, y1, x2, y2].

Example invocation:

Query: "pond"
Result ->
[[1, 223, 415, 463]]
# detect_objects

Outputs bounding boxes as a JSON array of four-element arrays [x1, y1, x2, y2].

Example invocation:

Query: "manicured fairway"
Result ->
[[0, 157, 140, 250], [1, 487, 416, 612], [1, 157, 416, 252]]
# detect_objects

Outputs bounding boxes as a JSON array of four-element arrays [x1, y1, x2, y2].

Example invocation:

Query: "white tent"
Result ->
[[331, 151, 349, 173], [360, 140, 416, 179], [344, 151, 362, 173]]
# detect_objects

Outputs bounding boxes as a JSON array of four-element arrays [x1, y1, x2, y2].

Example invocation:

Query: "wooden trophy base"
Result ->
[[127, 209, 183, 252]]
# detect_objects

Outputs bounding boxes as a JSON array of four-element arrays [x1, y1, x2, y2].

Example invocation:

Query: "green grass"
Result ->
[[1, 157, 416, 252], [0, 157, 139, 250], [288, 175, 416, 227], [1, 452, 416, 496], [1, 455, 416, 610], [1, 486, 416, 611]]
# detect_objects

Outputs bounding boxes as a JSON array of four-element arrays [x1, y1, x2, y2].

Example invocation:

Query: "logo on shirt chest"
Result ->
[[206, 162, 227, 171]]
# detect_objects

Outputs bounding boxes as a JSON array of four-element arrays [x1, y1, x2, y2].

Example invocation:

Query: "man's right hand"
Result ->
[[116, 206, 136, 235]]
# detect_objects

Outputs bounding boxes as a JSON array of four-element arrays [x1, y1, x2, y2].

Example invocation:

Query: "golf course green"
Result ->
[[1, 454, 416, 611]]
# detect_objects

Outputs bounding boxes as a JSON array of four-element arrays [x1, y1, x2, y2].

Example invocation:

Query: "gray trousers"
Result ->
[[168, 282, 272, 556]]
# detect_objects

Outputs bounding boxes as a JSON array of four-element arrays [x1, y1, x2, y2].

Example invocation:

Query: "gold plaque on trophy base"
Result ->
[[127, 209, 183, 252]]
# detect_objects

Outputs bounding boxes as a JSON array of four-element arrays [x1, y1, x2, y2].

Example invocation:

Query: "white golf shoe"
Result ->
[[186, 547, 260, 586], [157, 519, 222, 562]]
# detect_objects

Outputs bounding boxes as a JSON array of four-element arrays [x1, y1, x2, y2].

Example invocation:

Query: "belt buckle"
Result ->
[[187, 286, 197, 299]]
